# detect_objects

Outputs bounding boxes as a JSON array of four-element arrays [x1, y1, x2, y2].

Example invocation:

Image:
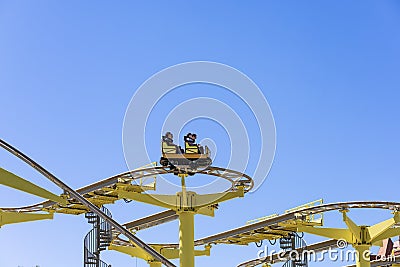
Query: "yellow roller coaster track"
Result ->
[[112, 200, 400, 248], [2, 138, 400, 267], [0, 138, 176, 267], [1, 166, 252, 213], [109, 200, 400, 267], [0, 138, 253, 267]]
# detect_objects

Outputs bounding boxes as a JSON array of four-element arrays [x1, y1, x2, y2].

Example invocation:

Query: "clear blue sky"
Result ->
[[1, 1, 400, 267]]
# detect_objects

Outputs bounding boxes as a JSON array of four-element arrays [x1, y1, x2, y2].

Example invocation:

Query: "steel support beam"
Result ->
[[179, 211, 195, 267], [0, 139, 176, 267], [0, 168, 66, 204], [0, 210, 53, 226]]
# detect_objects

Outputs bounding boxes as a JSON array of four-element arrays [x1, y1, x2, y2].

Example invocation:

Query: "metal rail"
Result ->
[[191, 201, 400, 247], [113, 201, 400, 265], [3, 138, 400, 266], [0, 139, 176, 267], [292, 201, 400, 215], [113, 201, 400, 250], [113, 211, 298, 248], [2, 166, 253, 213], [122, 210, 179, 232]]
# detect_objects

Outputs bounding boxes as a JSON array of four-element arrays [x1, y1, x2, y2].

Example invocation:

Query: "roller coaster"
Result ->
[[1, 138, 400, 267]]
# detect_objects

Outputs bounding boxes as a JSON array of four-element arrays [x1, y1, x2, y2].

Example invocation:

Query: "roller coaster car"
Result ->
[[160, 141, 212, 170]]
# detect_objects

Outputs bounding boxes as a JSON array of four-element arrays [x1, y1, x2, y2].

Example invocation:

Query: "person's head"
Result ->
[[192, 134, 197, 139], [166, 132, 173, 139]]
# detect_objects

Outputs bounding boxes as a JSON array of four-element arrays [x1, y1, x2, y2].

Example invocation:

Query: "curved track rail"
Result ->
[[2, 166, 253, 213], [112, 201, 400, 250], [0, 139, 176, 267], [0, 139, 253, 266], [290, 201, 400, 215], [3, 138, 399, 266]]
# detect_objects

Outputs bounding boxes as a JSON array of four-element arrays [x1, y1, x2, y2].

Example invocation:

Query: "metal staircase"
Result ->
[[280, 233, 308, 267], [84, 206, 112, 267]]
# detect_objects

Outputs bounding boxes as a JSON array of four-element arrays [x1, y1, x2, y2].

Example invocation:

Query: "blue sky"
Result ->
[[1, 1, 400, 267]]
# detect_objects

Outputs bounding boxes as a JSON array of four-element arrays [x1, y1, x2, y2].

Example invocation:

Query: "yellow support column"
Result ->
[[354, 245, 371, 267], [116, 171, 244, 267], [179, 211, 195, 267], [178, 173, 195, 267], [149, 261, 162, 267]]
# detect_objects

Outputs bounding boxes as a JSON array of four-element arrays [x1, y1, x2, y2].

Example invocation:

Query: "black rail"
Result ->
[[0, 139, 176, 267]]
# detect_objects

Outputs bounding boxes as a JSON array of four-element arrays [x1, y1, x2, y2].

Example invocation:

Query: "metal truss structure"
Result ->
[[1, 138, 400, 267]]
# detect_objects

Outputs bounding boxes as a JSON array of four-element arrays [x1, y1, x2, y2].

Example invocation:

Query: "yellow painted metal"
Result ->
[[368, 212, 400, 242], [342, 211, 362, 240], [15, 162, 158, 216], [52, 207, 89, 215], [0, 168, 67, 204], [117, 190, 177, 209], [193, 188, 244, 209], [117, 187, 243, 212], [220, 229, 292, 246], [136, 162, 158, 189], [285, 198, 324, 224], [109, 243, 210, 261], [0, 210, 53, 227], [196, 206, 215, 217], [247, 199, 324, 228], [297, 225, 353, 240], [84, 195, 118, 206], [1, 162, 222, 219], [151, 245, 209, 259], [298, 211, 400, 267], [371, 228, 400, 244], [110, 244, 152, 261], [221, 200, 325, 246], [177, 173, 195, 267], [285, 199, 323, 213], [179, 211, 195, 267], [114, 172, 242, 267], [149, 262, 162, 267], [0, 160, 248, 266], [355, 245, 371, 267], [116, 183, 147, 193], [109, 244, 209, 267], [246, 214, 279, 225], [201, 244, 211, 257]]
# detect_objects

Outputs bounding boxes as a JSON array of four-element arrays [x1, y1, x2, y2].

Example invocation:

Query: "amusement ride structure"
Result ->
[[1, 138, 400, 267]]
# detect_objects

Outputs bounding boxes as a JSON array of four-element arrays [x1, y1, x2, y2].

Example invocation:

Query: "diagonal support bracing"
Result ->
[[297, 226, 353, 242], [0, 168, 67, 204], [298, 211, 400, 267], [342, 210, 362, 241], [0, 139, 176, 267], [0, 210, 53, 226], [368, 212, 400, 243]]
